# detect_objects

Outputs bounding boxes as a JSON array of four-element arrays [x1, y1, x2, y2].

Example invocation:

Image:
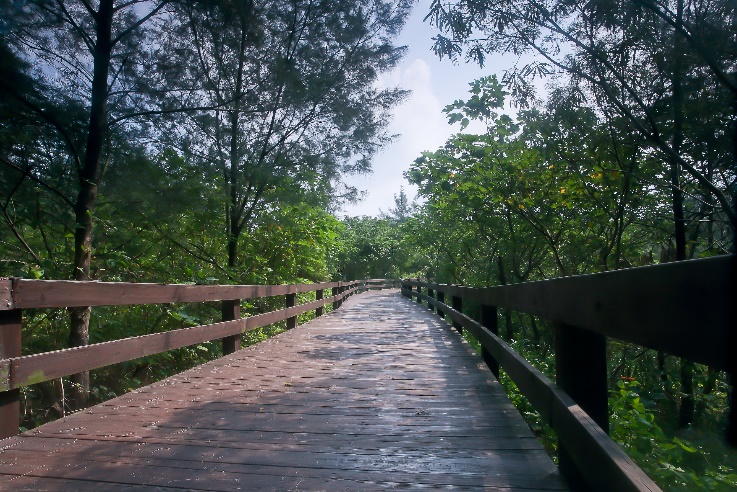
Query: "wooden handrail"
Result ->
[[402, 255, 736, 492], [0, 278, 349, 310], [0, 278, 398, 439], [405, 256, 733, 371]]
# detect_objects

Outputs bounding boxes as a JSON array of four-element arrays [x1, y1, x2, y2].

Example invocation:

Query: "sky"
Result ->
[[340, 0, 517, 217]]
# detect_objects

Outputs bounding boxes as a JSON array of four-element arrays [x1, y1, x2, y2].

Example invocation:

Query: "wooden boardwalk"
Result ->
[[0, 290, 568, 491]]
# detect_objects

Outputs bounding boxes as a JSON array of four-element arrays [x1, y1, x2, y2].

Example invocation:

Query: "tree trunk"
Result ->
[[670, 0, 695, 428], [496, 256, 514, 339], [679, 359, 695, 427], [529, 315, 541, 345], [696, 367, 718, 417], [227, 233, 238, 268], [69, 0, 114, 411], [225, 22, 249, 269]]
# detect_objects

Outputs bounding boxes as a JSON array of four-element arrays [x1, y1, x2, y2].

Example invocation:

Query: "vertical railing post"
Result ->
[[401, 281, 410, 297], [332, 285, 339, 310], [480, 304, 499, 378], [0, 308, 21, 439], [221, 300, 241, 356], [315, 289, 324, 317], [436, 290, 445, 318], [555, 322, 608, 490], [427, 288, 434, 310], [451, 293, 463, 334], [286, 291, 297, 329], [415, 285, 422, 304]]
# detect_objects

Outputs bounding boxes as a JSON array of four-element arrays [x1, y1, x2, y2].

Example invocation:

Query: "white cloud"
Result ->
[[341, 0, 493, 217], [342, 58, 452, 217], [340, 0, 545, 217]]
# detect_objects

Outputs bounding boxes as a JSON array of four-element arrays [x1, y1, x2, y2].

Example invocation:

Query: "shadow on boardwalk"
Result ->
[[0, 290, 568, 491]]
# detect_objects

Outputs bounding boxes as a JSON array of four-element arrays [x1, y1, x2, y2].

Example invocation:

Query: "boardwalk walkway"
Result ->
[[0, 290, 567, 491]]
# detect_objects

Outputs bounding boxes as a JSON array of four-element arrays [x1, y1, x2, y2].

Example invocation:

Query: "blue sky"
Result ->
[[340, 0, 519, 217]]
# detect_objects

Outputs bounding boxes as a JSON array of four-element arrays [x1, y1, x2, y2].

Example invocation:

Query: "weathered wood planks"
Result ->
[[0, 278, 366, 310], [407, 289, 663, 492], [0, 290, 568, 491]]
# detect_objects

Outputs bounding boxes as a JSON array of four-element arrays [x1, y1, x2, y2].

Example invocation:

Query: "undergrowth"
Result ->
[[462, 330, 737, 491]]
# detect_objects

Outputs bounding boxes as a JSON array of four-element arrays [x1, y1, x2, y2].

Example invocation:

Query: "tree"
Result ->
[[166, 0, 410, 269], [333, 211, 427, 281], [426, 0, 736, 429], [427, 0, 736, 243], [381, 186, 414, 223], [3, 0, 175, 409], [407, 76, 675, 340]]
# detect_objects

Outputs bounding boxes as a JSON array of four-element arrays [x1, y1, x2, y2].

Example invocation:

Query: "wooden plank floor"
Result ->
[[0, 290, 568, 491]]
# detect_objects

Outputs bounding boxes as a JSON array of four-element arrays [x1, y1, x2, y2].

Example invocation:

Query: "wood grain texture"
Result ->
[[0, 280, 11, 310], [4, 279, 365, 309], [413, 291, 660, 492], [9, 319, 245, 389], [0, 310, 21, 438], [0, 290, 567, 491], [409, 256, 734, 371], [5, 288, 357, 390]]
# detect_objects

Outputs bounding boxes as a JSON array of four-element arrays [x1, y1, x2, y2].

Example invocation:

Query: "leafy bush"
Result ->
[[610, 378, 737, 491], [479, 333, 737, 491]]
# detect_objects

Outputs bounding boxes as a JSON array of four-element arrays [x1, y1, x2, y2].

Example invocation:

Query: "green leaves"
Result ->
[[605, 377, 737, 490], [443, 75, 512, 135]]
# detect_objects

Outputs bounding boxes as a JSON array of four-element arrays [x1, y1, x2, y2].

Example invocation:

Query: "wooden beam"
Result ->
[[3, 279, 347, 310], [286, 293, 297, 329], [315, 289, 324, 317], [409, 256, 734, 371], [6, 294, 343, 391], [480, 304, 499, 378], [436, 291, 445, 318], [0, 309, 21, 439], [430, 298, 661, 492], [451, 295, 463, 334], [221, 300, 241, 355], [556, 322, 608, 490], [8, 319, 245, 390]]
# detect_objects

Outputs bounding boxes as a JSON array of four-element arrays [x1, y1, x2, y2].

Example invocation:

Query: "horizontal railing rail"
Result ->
[[363, 278, 401, 289], [0, 277, 397, 440], [402, 255, 735, 492]]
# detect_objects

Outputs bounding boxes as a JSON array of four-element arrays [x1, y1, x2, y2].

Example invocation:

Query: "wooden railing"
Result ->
[[402, 255, 735, 492], [0, 277, 396, 439], [363, 278, 401, 289]]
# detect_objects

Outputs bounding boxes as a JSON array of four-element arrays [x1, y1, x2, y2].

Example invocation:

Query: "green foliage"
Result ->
[[483, 333, 737, 491], [610, 379, 737, 491], [498, 338, 558, 457], [444, 76, 512, 131], [334, 200, 429, 280], [426, 0, 737, 245], [168, 0, 411, 268], [407, 82, 669, 286]]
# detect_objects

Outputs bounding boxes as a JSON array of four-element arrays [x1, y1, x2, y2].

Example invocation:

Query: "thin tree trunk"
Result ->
[[69, 0, 114, 411], [679, 359, 695, 427], [529, 315, 541, 345], [496, 256, 514, 340], [696, 367, 718, 417], [226, 18, 249, 269], [670, 0, 695, 428]]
